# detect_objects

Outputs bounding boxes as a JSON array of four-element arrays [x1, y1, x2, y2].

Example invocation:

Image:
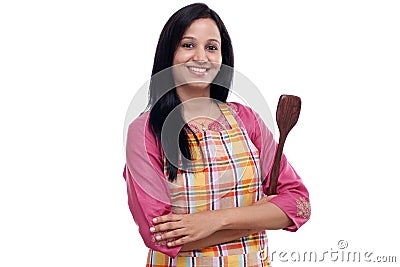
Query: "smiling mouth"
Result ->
[[187, 66, 209, 74]]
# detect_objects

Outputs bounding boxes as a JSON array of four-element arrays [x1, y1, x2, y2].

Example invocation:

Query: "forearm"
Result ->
[[150, 197, 294, 249], [180, 202, 287, 251], [217, 202, 293, 231], [181, 228, 262, 251]]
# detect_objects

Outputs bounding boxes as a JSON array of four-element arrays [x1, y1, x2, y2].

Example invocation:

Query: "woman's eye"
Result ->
[[182, 43, 194, 48], [206, 45, 218, 51]]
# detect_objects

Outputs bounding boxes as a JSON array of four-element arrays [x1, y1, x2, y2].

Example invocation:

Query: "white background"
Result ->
[[1, 0, 399, 266]]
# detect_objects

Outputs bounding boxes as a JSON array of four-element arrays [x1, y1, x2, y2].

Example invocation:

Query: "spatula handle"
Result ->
[[267, 135, 286, 195]]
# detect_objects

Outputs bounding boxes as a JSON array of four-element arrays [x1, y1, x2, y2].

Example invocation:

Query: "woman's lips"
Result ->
[[187, 66, 209, 76]]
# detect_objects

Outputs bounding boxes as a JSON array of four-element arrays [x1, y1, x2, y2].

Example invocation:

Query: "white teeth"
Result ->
[[189, 67, 207, 73]]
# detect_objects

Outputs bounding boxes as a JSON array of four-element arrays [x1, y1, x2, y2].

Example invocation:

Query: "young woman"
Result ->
[[123, 3, 311, 266]]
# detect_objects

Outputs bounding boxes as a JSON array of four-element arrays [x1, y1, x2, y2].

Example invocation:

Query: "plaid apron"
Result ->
[[146, 102, 269, 267]]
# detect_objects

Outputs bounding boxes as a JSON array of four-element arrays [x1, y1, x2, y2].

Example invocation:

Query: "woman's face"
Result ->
[[172, 18, 222, 90]]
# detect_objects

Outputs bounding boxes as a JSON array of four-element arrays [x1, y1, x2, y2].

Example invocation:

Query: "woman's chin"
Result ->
[[174, 79, 212, 90], [185, 82, 211, 90]]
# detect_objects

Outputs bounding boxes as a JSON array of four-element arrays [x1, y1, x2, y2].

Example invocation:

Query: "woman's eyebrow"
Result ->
[[181, 36, 221, 44]]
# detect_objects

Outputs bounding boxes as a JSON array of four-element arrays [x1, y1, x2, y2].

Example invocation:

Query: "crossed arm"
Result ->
[[149, 195, 293, 251], [125, 110, 310, 256]]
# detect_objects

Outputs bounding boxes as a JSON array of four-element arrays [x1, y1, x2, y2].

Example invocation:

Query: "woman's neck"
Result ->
[[176, 84, 211, 103], [176, 84, 213, 115]]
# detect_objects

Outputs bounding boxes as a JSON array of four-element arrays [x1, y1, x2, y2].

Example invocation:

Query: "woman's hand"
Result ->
[[253, 194, 277, 206], [150, 195, 277, 247], [150, 210, 222, 247]]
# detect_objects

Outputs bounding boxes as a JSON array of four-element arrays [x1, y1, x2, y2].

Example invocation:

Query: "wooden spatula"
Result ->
[[267, 95, 301, 195]]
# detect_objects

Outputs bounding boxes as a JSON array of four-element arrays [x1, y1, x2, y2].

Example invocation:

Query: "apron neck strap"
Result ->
[[217, 102, 239, 129]]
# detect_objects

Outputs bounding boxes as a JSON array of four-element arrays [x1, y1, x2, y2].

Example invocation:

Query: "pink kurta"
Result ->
[[123, 102, 311, 259]]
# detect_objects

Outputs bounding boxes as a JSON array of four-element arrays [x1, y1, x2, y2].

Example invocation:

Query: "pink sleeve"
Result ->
[[123, 112, 182, 258], [233, 102, 311, 232]]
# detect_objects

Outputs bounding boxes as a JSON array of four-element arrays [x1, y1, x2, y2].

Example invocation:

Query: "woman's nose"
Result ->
[[192, 47, 207, 62]]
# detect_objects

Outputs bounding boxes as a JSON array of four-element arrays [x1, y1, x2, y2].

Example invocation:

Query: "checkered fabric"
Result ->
[[146, 102, 270, 267]]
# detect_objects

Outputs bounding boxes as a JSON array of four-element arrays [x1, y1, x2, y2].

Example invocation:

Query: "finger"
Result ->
[[167, 235, 190, 247], [253, 194, 278, 206], [253, 197, 269, 205], [253, 200, 262, 205], [153, 214, 182, 224], [156, 228, 187, 241], [265, 194, 277, 201], [150, 221, 184, 233]]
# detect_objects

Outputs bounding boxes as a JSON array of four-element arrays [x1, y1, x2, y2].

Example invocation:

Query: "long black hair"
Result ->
[[146, 3, 234, 182]]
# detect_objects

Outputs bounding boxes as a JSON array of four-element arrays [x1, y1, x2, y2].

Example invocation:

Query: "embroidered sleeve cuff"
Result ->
[[268, 194, 311, 232]]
